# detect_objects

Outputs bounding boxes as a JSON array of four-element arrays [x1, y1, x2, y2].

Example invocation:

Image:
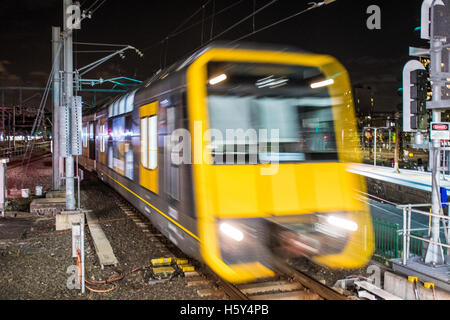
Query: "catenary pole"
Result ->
[[52, 26, 62, 191], [63, 0, 76, 210]]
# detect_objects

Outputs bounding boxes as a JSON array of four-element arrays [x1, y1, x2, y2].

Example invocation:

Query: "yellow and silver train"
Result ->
[[79, 43, 374, 284]]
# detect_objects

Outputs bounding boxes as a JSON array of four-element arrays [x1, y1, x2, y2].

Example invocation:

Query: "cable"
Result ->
[[85, 0, 101, 12], [179, 0, 279, 61], [142, 0, 244, 52], [91, 0, 107, 14], [229, 3, 319, 44], [210, 0, 216, 40], [208, 0, 278, 43], [171, 0, 211, 36]]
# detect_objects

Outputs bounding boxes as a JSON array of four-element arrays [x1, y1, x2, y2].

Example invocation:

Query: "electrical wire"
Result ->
[[142, 0, 244, 52], [178, 0, 279, 62], [90, 0, 107, 14], [207, 0, 278, 44], [228, 2, 319, 44], [85, 0, 101, 12]]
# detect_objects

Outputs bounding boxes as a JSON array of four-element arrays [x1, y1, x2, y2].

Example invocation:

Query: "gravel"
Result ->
[[0, 165, 223, 300], [0, 157, 372, 300]]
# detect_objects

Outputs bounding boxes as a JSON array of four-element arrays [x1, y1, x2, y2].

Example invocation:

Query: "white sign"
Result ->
[[431, 122, 450, 140]]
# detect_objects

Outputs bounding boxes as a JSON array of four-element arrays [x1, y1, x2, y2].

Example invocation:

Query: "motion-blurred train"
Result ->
[[79, 43, 374, 283]]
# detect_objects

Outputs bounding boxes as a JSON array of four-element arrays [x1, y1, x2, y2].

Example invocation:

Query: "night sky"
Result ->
[[0, 0, 429, 112]]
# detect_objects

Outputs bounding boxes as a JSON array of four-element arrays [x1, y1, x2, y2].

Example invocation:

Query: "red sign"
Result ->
[[432, 124, 449, 131]]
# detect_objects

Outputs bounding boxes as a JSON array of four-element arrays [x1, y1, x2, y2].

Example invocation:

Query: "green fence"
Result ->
[[372, 218, 430, 264]]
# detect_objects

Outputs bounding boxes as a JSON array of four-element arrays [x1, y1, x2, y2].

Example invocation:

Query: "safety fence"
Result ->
[[372, 218, 429, 265]]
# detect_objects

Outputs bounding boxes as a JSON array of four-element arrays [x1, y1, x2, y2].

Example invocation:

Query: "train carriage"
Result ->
[[80, 43, 374, 284]]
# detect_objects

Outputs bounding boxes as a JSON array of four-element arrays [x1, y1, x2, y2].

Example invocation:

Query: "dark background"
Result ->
[[0, 0, 430, 112]]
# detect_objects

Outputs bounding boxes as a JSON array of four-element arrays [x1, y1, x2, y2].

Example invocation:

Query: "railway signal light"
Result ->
[[410, 69, 430, 130], [403, 60, 429, 132]]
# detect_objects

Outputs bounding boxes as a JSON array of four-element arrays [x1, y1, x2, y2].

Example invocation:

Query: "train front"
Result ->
[[187, 47, 374, 284]]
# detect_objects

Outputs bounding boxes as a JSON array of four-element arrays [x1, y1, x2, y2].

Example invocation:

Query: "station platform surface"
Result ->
[[348, 163, 450, 195]]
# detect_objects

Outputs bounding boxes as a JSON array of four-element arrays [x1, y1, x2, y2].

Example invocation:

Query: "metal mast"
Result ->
[[63, 0, 76, 210], [52, 26, 62, 191]]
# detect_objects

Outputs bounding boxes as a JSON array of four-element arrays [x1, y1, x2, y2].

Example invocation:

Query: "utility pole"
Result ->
[[52, 26, 62, 191], [63, 0, 76, 210]]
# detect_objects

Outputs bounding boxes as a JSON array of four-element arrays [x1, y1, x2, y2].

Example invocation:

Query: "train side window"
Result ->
[[148, 116, 158, 170], [141, 118, 148, 168], [100, 124, 106, 153], [141, 115, 158, 170], [83, 125, 88, 148]]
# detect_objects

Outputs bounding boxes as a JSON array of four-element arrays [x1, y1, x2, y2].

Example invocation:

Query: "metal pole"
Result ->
[[52, 26, 62, 191], [403, 207, 407, 265], [374, 128, 377, 167], [13, 105, 15, 150], [394, 113, 400, 173], [1, 91, 4, 142], [425, 2, 445, 264], [407, 204, 412, 261], [63, 0, 76, 210]]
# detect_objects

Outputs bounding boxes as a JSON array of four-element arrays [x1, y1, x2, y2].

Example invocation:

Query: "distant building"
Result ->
[[353, 85, 374, 117]]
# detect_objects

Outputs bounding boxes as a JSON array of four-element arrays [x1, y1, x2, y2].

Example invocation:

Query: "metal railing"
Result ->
[[372, 218, 431, 264], [397, 203, 450, 266]]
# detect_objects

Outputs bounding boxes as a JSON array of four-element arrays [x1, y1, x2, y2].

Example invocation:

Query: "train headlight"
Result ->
[[219, 222, 244, 242], [327, 216, 358, 232]]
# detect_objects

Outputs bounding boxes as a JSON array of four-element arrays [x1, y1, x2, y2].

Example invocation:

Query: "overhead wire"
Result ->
[[90, 0, 107, 14], [176, 0, 279, 63], [228, 2, 325, 44], [141, 0, 243, 53], [85, 0, 101, 12]]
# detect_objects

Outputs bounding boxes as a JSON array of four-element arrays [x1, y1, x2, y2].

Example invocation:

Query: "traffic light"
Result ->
[[410, 69, 429, 130]]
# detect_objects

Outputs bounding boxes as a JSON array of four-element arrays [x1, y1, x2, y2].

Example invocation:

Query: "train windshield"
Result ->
[[206, 61, 339, 164]]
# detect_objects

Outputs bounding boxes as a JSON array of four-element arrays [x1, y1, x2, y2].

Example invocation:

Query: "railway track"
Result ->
[[111, 192, 352, 301], [215, 264, 349, 300], [7, 152, 51, 169]]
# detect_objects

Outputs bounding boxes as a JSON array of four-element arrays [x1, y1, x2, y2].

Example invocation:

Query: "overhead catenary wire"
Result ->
[[90, 0, 107, 14], [228, 1, 331, 44], [176, 0, 279, 63], [141, 0, 244, 52]]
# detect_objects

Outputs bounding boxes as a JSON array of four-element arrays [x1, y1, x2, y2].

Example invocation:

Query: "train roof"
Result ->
[[84, 42, 309, 116]]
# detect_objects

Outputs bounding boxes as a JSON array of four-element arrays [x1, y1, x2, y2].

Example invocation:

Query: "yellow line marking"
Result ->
[[99, 169, 200, 242]]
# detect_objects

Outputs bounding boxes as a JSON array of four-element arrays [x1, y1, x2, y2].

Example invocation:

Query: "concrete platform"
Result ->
[[349, 163, 450, 195], [30, 198, 66, 217], [384, 271, 450, 300], [85, 211, 118, 269], [55, 211, 84, 231], [391, 257, 450, 292], [46, 191, 66, 199]]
